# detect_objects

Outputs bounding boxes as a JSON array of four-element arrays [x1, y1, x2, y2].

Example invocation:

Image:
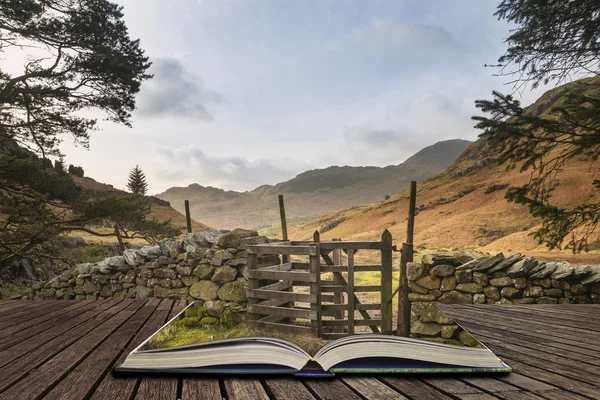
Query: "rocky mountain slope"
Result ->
[[158, 139, 472, 230], [288, 79, 600, 262]]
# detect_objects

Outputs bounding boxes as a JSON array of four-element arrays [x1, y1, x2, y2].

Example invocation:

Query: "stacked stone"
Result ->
[[27, 228, 281, 323], [407, 251, 600, 343]]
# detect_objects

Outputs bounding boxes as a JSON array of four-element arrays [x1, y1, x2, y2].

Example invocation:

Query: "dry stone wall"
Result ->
[[408, 252, 600, 344], [26, 228, 280, 320]]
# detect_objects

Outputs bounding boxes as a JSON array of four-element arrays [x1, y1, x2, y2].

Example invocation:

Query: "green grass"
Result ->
[[60, 244, 111, 264]]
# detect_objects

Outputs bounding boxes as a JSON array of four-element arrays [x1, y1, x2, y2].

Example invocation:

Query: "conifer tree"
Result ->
[[473, 0, 600, 252], [127, 165, 148, 195]]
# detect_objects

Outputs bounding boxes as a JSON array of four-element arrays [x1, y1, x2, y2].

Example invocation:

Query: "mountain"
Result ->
[[287, 79, 600, 262], [71, 176, 209, 234], [157, 139, 472, 230]]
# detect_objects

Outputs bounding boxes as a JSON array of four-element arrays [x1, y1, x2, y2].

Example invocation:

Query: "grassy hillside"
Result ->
[[71, 176, 209, 244], [158, 139, 472, 230], [288, 80, 600, 264]]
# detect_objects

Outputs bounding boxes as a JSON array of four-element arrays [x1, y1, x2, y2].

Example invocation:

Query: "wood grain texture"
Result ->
[[0, 301, 598, 400]]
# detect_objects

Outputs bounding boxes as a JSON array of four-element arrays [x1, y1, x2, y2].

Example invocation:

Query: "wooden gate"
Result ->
[[246, 230, 393, 338]]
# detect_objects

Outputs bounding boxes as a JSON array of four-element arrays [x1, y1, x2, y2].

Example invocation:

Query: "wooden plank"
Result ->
[[0, 300, 106, 368], [134, 377, 178, 400], [422, 377, 486, 395], [495, 373, 557, 392], [331, 240, 344, 328], [341, 376, 407, 400], [90, 301, 174, 400], [303, 379, 361, 400], [43, 300, 162, 400], [347, 249, 355, 335], [248, 269, 317, 283], [182, 378, 222, 400], [0, 300, 72, 331], [380, 376, 453, 400], [320, 265, 382, 273], [252, 320, 313, 334], [321, 294, 336, 302], [539, 390, 591, 400], [249, 289, 316, 303], [223, 378, 268, 400], [494, 391, 547, 400], [0, 300, 92, 339], [320, 284, 381, 292], [0, 300, 127, 393], [247, 244, 317, 256], [310, 231, 321, 337], [259, 280, 293, 291], [321, 319, 382, 327], [263, 378, 315, 400], [493, 356, 600, 398], [0, 300, 143, 399], [380, 229, 393, 335], [322, 303, 381, 312], [319, 241, 382, 250], [460, 376, 522, 394], [455, 320, 600, 366], [443, 305, 600, 352], [249, 304, 317, 320], [0, 300, 56, 320], [247, 252, 259, 322]]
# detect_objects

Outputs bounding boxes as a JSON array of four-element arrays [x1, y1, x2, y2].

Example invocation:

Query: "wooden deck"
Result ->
[[0, 301, 597, 400]]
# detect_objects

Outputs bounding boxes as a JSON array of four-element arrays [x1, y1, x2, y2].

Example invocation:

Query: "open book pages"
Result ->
[[116, 302, 511, 374]]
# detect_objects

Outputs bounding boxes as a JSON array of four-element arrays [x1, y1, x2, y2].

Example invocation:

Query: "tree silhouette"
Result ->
[[127, 165, 148, 195]]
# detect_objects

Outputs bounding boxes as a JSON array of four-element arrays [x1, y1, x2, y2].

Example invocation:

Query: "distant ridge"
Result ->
[[158, 139, 472, 230]]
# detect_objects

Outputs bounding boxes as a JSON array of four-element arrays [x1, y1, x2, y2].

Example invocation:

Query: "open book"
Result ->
[[115, 303, 511, 377]]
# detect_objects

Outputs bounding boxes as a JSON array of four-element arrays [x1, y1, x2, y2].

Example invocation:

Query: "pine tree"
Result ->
[[472, 0, 600, 252], [127, 165, 148, 195]]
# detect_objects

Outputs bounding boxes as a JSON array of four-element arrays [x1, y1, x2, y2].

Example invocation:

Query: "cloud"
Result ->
[[135, 57, 223, 120], [153, 145, 310, 191], [326, 18, 467, 58]]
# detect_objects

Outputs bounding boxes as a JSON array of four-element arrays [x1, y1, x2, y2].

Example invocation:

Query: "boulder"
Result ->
[[183, 231, 223, 252], [500, 287, 521, 299], [438, 291, 472, 304], [139, 246, 161, 258], [190, 281, 219, 301], [415, 275, 441, 290], [430, 264, 455, 277], [422, 253, 461, 267], [455, 269, 473, 283], [550, 262, 573, 280], [217, 279, 248, 302], [205, 300, 226, 317], [412, 302, 453, 324], [411, 321, 442, 336], [440, 276, 457, 291], [455, 283, 483, 294], [193, 264, 215, 280], [154, 286, 189, 299], [505, 257, 538, 278], [406, 262, 425, 281], [211, 250, 234, 266], [485, 253, 523, 274], [135, 286, 152, 299], [226, 258, 247, 267], [455, 257, 486, 271], [217, 228, 258, 249], [407, 293, 437, 302], [239, 236, 269, 249], [536, 296, 558, 304], [453, 251, 477, 264], [489, 277, 514, 287], [123, 249, 142, 266], [472, 253, 505, 272], [212, 266, 237, 285]]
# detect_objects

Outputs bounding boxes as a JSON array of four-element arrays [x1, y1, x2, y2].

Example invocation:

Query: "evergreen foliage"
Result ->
[[473, 0, 600, 252], [68, 164, 85, 177], [127, 165, 148, 195]]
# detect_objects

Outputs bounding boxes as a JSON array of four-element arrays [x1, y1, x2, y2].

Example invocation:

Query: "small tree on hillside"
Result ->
[[127, 165, 148, 195], [68, 164, 85, 178]]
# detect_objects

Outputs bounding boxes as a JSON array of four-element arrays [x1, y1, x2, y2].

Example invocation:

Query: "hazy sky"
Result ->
[[54, 0, 552, 194]]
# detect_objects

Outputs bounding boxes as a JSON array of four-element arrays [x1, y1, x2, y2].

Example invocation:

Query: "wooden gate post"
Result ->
[[381, 229, 393, 335], [247, 250, 259, 321], [184, 200, 192, 233], [310, 231, 322, 337], [278, 195, 289, 263], [397, 181, 416, 337], [332, 238, 344, 330]]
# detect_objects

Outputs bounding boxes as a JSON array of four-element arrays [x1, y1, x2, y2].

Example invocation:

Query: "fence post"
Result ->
[[184, 200, 192, 233], [397, 181, 416, 337], [381, 229, 393, 335], [332, 238, 344, 331], [247, 250, 259, 321], [347, 249, 355, 335], [278, 195, 289, 264], [310, 231, 322, 337]]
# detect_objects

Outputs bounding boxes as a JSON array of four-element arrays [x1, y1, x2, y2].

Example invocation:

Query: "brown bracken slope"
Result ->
[[288, 79, 600, 264]]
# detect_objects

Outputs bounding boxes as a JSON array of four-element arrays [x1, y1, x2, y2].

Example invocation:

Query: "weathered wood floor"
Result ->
[[0, 301, 597, 399]]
